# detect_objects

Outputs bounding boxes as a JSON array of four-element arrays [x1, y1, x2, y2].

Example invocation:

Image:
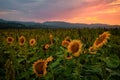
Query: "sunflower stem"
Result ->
[[38, 76, 40, 80], [50, 66, 55, 80], [76, 57, 81, 80]]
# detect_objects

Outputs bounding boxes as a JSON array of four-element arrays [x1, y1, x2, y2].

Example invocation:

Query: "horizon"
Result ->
[[0, 0, 120, 25], [1, 18, 120, 26]]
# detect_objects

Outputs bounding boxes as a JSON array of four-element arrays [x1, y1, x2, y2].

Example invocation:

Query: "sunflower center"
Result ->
[[20, 38, 24, 44], [35, 62, 44, 74], [31, 41, 34, 44], [8, 38, 12, 42], [95, 34, 107, 45], [71, 43, 79, 53], [45, 45, 49, 49]]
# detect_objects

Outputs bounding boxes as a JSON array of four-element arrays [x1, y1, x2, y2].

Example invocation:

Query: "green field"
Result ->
[[0, 28, 120, 80]]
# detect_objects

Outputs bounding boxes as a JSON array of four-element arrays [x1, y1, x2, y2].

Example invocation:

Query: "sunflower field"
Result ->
[[0, 28, 120, 80]]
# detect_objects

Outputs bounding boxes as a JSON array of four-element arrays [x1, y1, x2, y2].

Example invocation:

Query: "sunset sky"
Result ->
[[0, 0, 120, 25]]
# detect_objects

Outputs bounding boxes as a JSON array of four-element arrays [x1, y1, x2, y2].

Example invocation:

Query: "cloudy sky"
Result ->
[[0, 0, 120, 25]]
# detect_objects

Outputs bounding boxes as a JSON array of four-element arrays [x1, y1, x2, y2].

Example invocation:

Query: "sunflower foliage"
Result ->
[[0, 28, 120, 80]]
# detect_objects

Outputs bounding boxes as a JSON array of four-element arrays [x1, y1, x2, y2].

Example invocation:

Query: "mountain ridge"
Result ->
[[0, 19, 120, 29]]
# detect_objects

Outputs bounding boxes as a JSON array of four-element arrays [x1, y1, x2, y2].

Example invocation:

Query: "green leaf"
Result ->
[[107, 72, 120, 80], [50, 59, 62, 68], [104, 54, 120, 68], [45, 72, 53, 80], [84, 76, 100, 80], [91, 64, 102, 74], [29, 57, 38, 63], [17, 58, 25, 63], [85, 63, 102, 75]]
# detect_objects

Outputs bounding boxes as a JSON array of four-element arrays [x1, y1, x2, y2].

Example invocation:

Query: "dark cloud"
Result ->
[[16, 0, 37, 3], [20, 0, 85, 19], [0, 0, 17, 10]]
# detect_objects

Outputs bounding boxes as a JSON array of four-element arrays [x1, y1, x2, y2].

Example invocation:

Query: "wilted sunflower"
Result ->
[[68, 40, 83, 57], [93, 31, 110, 49], [6, 37, 14, 44], [19, 36, 25, 46], [33, 60, 47, 77], [29, 38, 36, 46], [62, 40, 70, 48]]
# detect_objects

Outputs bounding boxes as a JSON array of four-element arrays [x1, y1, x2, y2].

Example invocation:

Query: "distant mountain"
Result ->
[[42, 21, 88, 28], [0, 19, 8, 22], [42, 21, 117, 28], [0, 19, 120, 29], [0, 19, 46, 29], [0, 19, 41, 26]]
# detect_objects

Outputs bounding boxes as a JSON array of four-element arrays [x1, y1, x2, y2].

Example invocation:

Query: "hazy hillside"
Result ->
[[0, 19, 120, 29]]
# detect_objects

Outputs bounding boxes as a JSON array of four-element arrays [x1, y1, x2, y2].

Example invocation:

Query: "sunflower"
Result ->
[[43, 44, 50, 50], [65, 36, 71, 42], [67, 40, 83, 57], [19, 36, 25, 46], [33, 56, 53, 77], [46, 56, 53, 62], [29, 38, 36, 46], [93, 31, 110, 49], [50, 34, 53, 40], [65, 53, 73, 60], [65, 56, 73, 60], [62, 40, 70, 48], [88, 46, 97, 54], [33, 60, 47, 77], [50, 34, 53, 45], [6, 37, 14, 44]]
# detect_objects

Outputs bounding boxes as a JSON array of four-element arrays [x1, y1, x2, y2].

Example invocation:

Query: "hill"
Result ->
[[0, 19, 120, 29]]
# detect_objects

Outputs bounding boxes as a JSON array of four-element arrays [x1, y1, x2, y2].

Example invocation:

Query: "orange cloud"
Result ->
[[109, 0, 120, 5], [85, 17, 98, 21], [62, 0, 120, 25]]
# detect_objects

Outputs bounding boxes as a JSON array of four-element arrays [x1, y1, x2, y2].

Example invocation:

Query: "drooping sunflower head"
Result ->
[[62, 40, 70, 48], [89, 46, 94, 51], [50, 34, 53, 41], [6, 37, 14, 44], [19, 36, 25, 46], [49, 34, 54, 45], [33, 60, 47, 77], [29, 38, 36, 46], [46, 56, 53, 62], [65, 36, 71, 42], [67, 40, 83, 57], [88, 46, 97, 54], [93, 31, 110, 49]]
